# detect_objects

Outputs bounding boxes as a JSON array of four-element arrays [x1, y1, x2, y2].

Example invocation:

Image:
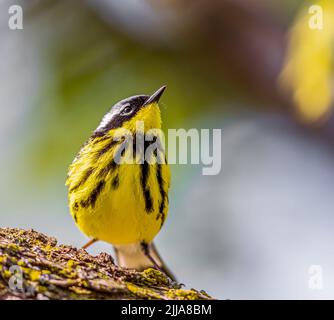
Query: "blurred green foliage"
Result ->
[[23, 4, 230, 181]]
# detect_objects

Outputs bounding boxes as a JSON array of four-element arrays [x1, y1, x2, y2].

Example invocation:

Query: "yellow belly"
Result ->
[[70, 163, 167, 245]]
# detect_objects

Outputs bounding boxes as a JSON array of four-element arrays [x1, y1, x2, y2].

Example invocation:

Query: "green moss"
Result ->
[[41, 269, 51, 275], [38, 285, 47, 293], [126, 282, 162, 299], [80, 279, 89, 288], [167, 289, 202, 300], [28, 269, 42, 282], [59, 270, 73, 278], [70, 286, 91, 295], [2, 269, 14, 279], [66, 259, 76, 268], [45, 244, 55, 251], [17, 260, 25, 267], [141, 268, 170, 286], [7, 243, 19, 251]]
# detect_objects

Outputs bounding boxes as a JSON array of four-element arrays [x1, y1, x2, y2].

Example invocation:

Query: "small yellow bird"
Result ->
[[66, 86, 174, 279]]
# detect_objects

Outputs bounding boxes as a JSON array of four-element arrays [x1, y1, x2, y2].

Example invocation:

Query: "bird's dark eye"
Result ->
[[120, 105, 132, 115]]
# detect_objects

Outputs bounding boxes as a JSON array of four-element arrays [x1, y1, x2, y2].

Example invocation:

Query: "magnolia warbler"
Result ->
[[66, 86, 174, 280]]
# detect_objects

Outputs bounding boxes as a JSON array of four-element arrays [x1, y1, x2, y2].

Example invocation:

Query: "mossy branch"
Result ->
[[0, 228, 212, 300]]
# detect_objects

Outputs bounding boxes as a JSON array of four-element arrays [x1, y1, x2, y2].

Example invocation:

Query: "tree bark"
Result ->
[[0, 228, 212, 300]]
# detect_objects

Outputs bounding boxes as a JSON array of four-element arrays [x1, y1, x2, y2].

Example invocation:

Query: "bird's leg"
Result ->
[[140, 242, 161, 270], [82, 238, 97, 249]]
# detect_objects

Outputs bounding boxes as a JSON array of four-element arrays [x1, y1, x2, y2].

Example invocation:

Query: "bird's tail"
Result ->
[[113, 242, 176, 281]]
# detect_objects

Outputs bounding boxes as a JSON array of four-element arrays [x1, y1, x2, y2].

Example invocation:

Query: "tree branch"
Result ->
[[0, 228, 212, 300]]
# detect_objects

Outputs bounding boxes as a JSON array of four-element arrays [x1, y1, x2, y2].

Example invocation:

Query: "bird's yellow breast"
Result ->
[[66, 103, 170, 245]]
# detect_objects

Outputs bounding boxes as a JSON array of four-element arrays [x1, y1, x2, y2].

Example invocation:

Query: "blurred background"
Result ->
[[1, 0, 334, 299]]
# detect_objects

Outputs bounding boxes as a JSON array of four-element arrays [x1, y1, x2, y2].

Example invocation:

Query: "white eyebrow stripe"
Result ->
[[97, 112, 114, 131]]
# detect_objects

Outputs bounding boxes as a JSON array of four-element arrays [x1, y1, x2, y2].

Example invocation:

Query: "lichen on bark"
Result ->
[[0, 228, 212, 300]]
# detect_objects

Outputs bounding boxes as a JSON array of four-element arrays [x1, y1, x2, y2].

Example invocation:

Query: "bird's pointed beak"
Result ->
[[143, 86, 166, 106]]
